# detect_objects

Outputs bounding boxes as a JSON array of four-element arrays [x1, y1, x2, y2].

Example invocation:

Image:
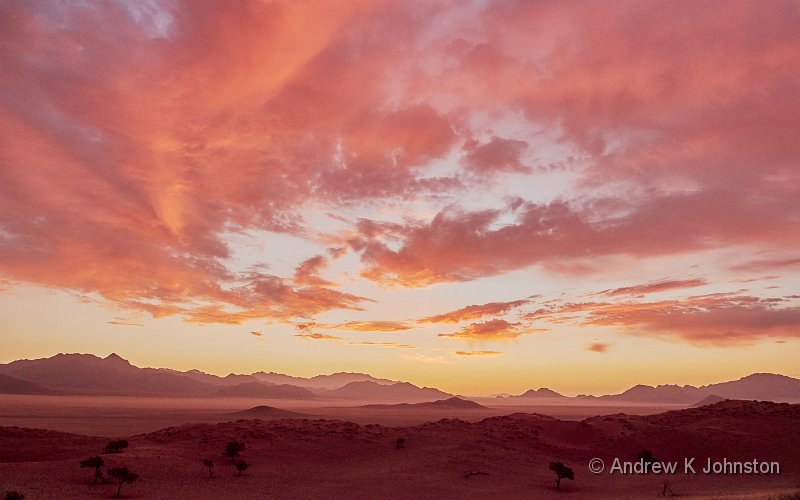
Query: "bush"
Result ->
[[235, 460, 250, 477], [224, 441, 245, 463], [105, 439, 129, 453]]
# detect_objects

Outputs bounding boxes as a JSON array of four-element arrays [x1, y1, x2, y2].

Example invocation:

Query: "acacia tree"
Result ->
[[203, 458, 214, 478], [224, 441, 245, 464], [549, 462, 574, 490], [80, 456, 105, 484], [105, 439, 129, 454], [235, 460, 250, 477], [4, 491, 25, 500], [108, 467, 138, 498]]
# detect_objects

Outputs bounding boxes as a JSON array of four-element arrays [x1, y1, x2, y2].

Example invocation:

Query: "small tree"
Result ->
[[235, 460, 250, 477], [80, 455, 105, 484], [105, 439, 129, 454], [395, 437, 405, 449], [203, 458, 214, 478], [108, 467, 138, 498], [638, 450, 656, 464], [549, 462, 574, 490], [224, 441, 245, 463], [4, 491, 25, 500]]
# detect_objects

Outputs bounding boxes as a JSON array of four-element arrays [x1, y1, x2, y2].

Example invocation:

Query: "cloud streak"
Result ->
[[438, 319, 545, 342], [419, 299, 529, 324]]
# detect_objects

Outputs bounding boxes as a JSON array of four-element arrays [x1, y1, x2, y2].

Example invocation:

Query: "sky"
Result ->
[[1, 0, 799, 396]]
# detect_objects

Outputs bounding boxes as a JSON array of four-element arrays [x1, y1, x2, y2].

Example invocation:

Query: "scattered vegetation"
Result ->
[[549, 462, 574, 490], [4, 491, 24, 500], [105, 439, 129, 454], [80, 455, 105, 484], [395, 437, 405, 449], [108, 467, 138, 498], [203, 458, 214, 478], [235, 460, 250, 477], [224, 441, 246, 463]]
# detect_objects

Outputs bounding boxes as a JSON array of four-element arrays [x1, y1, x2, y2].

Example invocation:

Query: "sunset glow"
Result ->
[[1, 0, 799, 395]]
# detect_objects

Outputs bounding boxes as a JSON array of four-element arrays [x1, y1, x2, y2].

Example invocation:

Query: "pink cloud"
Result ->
[[532, 294, 800, 346], [463, 137, 530, 174], [596, 279, 707, 297], [419, 299, 529, 323], [0, 0, 798, 332]]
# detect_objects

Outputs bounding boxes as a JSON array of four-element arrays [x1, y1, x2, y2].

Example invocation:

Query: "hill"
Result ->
[[223, 405, 313, 419], [323, 381, 451, 402], [360, 397, 487, 410]]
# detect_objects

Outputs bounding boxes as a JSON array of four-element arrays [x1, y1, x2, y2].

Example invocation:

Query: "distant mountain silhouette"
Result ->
[[595, 384, 707, 404], [0, 353, 215, 396], [360, 397, 487, 410], [175, 370, 260, 386], [1, 353, 798, 403], [701, 373, 800, 400], [214, 382, 317, 399], [0, 373, 56, 395], [322, 381, 451, 402], [577, 374, 800, 404], [251, 371, 396, 389], [505, 388, 564, 399]]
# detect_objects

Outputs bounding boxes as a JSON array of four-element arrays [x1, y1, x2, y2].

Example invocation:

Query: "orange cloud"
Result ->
[[250, 331, 263, 337], [454, 351, 503, 357], [295, 333, 342, 341], [107, 321, 143, 327], [349, 342, 415, 349], [293, 256, 335, 287], [322, 321, 413, 332], [419, 299, 529, 323], [438, 319, 545, 341], [586, 342, 610, 353]]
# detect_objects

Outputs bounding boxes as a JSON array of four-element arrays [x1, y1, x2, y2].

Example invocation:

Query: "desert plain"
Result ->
[[1, 396, 799, 499]]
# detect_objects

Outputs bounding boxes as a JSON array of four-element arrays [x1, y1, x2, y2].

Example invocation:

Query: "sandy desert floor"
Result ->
[[0, 399, 798, 499]]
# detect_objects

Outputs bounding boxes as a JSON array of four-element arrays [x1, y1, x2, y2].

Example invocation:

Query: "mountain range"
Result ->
[[501, 373, 800, 404], [0, 353, 798, 405], [0, 353, 449, 402]]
